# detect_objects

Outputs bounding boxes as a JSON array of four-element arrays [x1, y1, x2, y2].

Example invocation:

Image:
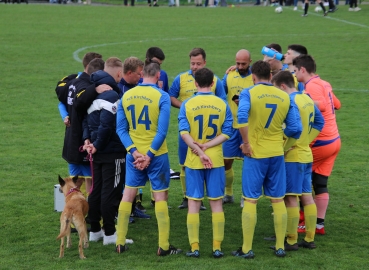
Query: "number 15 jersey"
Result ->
[[178, 92, 233, 169]]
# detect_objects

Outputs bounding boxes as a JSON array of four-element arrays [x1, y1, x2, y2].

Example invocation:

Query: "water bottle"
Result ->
[[261, 46, 284, 61]]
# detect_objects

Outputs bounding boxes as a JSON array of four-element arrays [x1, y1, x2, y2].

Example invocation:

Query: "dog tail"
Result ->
[[56, 212, 72, 240]]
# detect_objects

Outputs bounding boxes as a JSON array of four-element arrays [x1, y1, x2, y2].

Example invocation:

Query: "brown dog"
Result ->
[[57, 175, 89, 259]]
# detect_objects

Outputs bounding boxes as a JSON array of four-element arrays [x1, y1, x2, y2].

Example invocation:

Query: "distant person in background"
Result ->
[[124, 0, 134, 6], [194, 0, 202, 6], [148, 0, 159, 6], [348, 0, 360, 11]]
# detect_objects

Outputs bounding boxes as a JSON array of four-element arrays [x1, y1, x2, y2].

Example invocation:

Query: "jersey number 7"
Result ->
[[264, 103, 277, 128]]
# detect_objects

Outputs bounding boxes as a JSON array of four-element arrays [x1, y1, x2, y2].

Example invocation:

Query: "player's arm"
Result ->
[[146, 94, 171, 159], [168, 75, 182, 108], [237, 90, 252, 156], [161, 70, 169, 93], [116, 99, 136, 153], [74, 84, 112, 112], [58, 102, 70, 127], [309, 104, 325, 143], [222, 74, 228, 95], [214, 76, 227, 101], [283, 97, 303, 151], [331, 91, 341, 110]]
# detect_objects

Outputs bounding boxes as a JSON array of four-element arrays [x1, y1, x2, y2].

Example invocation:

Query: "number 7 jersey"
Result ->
[[238, 83, 302, 158], [117, 83, 170, 158]]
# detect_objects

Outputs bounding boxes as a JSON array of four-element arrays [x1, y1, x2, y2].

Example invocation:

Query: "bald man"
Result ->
[[221, 50, 254, 204]]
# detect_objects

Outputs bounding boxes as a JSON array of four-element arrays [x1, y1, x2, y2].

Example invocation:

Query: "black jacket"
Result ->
[[55, 72, 91, 164], [83, 70, 126, 162]]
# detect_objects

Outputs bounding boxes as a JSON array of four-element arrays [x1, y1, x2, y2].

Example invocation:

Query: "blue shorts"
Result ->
[[242, 156, 286, 200], [285, 162, 312, 195], [126, 153, 170, 192], [185, 167, 225, 200], [68, 163, 91, 178], [178, 134, 188, 166], [223, 129, 243, 160]]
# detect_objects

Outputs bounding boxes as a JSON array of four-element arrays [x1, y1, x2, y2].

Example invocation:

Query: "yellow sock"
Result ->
[[180, 168, 186, 196], [286, 206, 299, 245], [116, 201, 132, 246], [225, 168, 234, 196], [212, 212, 225, 251], [155, 201, 170, 250], [304, 203, 317, 242], [272, 201, 287, 250], [242, 201, 257, 253], [187, 213, 200, 251]]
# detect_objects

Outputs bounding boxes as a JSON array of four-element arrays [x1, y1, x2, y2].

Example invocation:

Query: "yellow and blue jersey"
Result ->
[[238, 82, 302, 158], [281, 66, 304, 92], [169, 70, 226, 101], [285, 92, 324, 163], [222, 69, 254, 128], [178, 92, 233, 169], [116, 83, 170, 159]]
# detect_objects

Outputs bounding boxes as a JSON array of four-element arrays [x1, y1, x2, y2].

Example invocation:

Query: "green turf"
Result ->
[[0, 3, 368, 269]]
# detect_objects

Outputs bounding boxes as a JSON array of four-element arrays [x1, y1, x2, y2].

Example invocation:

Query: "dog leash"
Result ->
[[79, 146, 94, 194]]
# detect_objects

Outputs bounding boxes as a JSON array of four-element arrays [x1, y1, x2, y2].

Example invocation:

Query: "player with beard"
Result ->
[[221, 49, 254, 204]]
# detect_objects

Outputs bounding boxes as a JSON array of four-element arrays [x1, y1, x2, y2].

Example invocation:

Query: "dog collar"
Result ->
[[66, 187, 81, 196]]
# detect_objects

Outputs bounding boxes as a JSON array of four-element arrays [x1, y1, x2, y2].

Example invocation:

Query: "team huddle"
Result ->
[[55, 44, 341, 259]]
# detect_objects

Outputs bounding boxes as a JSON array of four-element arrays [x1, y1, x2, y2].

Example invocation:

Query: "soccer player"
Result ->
[[283, 44, 307, 92], [271, 71, 324, 250], [55, 52, 103, 197], [293, 54, 341, 235], [178, 68, 233, 258], [117, 57, 144, 98], [143, 47, 170, 93], [262, 43, 289, 76], [221, 49, 253, 204], [232, 60, 302, 259], [83, 57, 127, 245], [169, 47, 226, 210], [302, 0, 337, 17], [115, 62, 182, 256]]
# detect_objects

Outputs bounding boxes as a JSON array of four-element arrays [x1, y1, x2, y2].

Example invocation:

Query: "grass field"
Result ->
[[0, 3, 369, 269]]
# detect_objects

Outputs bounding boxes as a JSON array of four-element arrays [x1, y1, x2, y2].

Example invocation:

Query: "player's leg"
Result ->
[[312, 139, 341, 234], [223, 159, 235, 203], [116, 154, 142, 252], [284, 162, 303, 250], [185, 168, 203, 257], [207, 168, 225, 258], [317, 0, 328, 15], [265, 156, 287, 257], [233, 157, 265, 259], [178, 135, 188, 208], [302, 0, 309, 16]]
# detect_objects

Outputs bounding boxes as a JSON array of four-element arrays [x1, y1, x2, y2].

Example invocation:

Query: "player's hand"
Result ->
[[133, 155, 151, 170], [193, 141, 208, 152], [284, 146, 295, 157], [240, 143, 253, 157], [63, 116, 70, 127], [132, 150, 144, 161], [225, 65, 237, 74], [233, 99, 239, 106], [96, 84, 112, 94], [199, 153, 213, 169]]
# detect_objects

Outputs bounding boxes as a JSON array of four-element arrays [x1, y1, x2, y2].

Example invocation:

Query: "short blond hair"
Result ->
[[123, 57, 144, 74], [105, 57, 123, 69]]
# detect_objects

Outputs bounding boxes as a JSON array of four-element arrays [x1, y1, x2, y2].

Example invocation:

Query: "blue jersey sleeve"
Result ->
[[168, 75, 181, 98], [178, 99, 190, 133], [160, 70, 169, 93], [214, 75, 227, 101], [221, 104, 234, 137], [116, 99, 136, 153], [222, 74, 228, 95], [284, 97, 302, 139], [313, 104, 325, 131], [147, 93, 171, 159], [297, 82, 305, 92], [58, 102, 68, 120], [237, 88, 251, 125]]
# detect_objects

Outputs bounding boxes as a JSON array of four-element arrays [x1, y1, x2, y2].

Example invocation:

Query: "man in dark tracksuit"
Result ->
[[83, 57, 127, 245]]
